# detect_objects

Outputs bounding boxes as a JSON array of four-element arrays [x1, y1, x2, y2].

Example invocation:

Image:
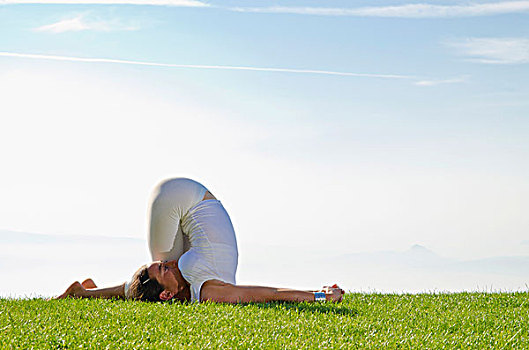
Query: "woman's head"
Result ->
[[127, 264, 164, 301], [128, 260, 189, 302]]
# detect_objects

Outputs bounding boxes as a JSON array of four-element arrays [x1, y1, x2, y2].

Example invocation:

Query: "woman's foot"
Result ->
[[81, 278, 97, 289], [54, 281, 88, 299]]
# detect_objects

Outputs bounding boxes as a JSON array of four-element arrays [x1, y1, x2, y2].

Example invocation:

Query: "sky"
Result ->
[[1, 0, 528, 294]]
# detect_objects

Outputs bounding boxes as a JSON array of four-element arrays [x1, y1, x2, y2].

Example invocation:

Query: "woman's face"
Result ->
[[147, 260, 184, 293]]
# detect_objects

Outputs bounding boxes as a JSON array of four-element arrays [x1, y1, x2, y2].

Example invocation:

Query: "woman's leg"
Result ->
[[147, 178, 208, 261]]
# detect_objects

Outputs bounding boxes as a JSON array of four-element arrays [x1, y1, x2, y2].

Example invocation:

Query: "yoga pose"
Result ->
[[56, 178, 344, 303]]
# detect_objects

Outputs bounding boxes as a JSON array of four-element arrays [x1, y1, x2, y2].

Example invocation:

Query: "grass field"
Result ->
[[2, 293, 528, 348]]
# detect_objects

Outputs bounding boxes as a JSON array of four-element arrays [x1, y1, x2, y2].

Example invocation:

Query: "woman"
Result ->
[[57, 178, 343, 303]]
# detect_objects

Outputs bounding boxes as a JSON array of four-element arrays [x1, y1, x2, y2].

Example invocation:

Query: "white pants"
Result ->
[[147, 178, 207, 262]]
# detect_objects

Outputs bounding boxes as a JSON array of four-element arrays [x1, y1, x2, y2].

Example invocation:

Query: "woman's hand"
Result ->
[[54, 281, 89, 299], [322, 284, 345, 302]]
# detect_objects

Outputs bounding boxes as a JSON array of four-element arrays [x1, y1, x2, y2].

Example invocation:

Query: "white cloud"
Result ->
[[35, 15, 138, 33], [232, 1, 529, 18], [447, 37, 529, 64], [1, 0, 208, 6], [36, 16, 88, 33], [414, 76, 468, 86], [0, 51, 417, 80]]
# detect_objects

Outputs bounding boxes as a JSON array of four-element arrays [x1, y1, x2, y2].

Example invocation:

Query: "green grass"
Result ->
[[2, 293, 528, 349]]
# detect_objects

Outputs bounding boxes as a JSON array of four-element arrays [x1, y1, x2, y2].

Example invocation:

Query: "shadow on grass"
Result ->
[[248, 301, 358, 316], [61, 297, 358, 317], [130, 298, 358, 316]]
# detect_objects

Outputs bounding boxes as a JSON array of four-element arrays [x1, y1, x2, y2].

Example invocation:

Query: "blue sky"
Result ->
[[1, 0, 528, 276]]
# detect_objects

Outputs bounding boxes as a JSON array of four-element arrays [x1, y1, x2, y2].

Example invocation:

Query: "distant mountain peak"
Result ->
[[407, 244, 436, 256], [410, 244, 428, 251]]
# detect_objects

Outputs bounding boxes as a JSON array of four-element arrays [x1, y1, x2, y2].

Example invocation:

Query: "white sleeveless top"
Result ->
[[178, 199, 238, 302]]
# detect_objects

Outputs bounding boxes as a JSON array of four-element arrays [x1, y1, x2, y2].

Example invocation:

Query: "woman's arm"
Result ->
[[54, 281, 126, 299], [200, 280, 343, 304]]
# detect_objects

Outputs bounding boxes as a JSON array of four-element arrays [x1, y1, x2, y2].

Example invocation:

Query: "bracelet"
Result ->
[[314, 292, 326, 302]]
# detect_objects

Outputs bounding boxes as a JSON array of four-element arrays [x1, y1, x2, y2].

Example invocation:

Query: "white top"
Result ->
[[178, 199, 238, 302]]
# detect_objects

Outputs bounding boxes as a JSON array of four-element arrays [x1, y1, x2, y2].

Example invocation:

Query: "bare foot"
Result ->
[[81, 278, 97, 289], [54, 281, 88, 299]]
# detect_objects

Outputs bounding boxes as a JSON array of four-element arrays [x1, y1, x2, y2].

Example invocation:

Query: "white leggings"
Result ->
[[147, 178, 208, 262]]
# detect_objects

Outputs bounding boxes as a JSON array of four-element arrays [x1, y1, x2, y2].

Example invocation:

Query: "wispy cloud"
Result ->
[[447, 37, 529, 64], [1, 0, 208, 6], [35, 15, 138, 33], [232, 1, 529, 18], [6, 0, 529, 18], [414, 76, 468, 86], [0, 51, 418, 80]]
